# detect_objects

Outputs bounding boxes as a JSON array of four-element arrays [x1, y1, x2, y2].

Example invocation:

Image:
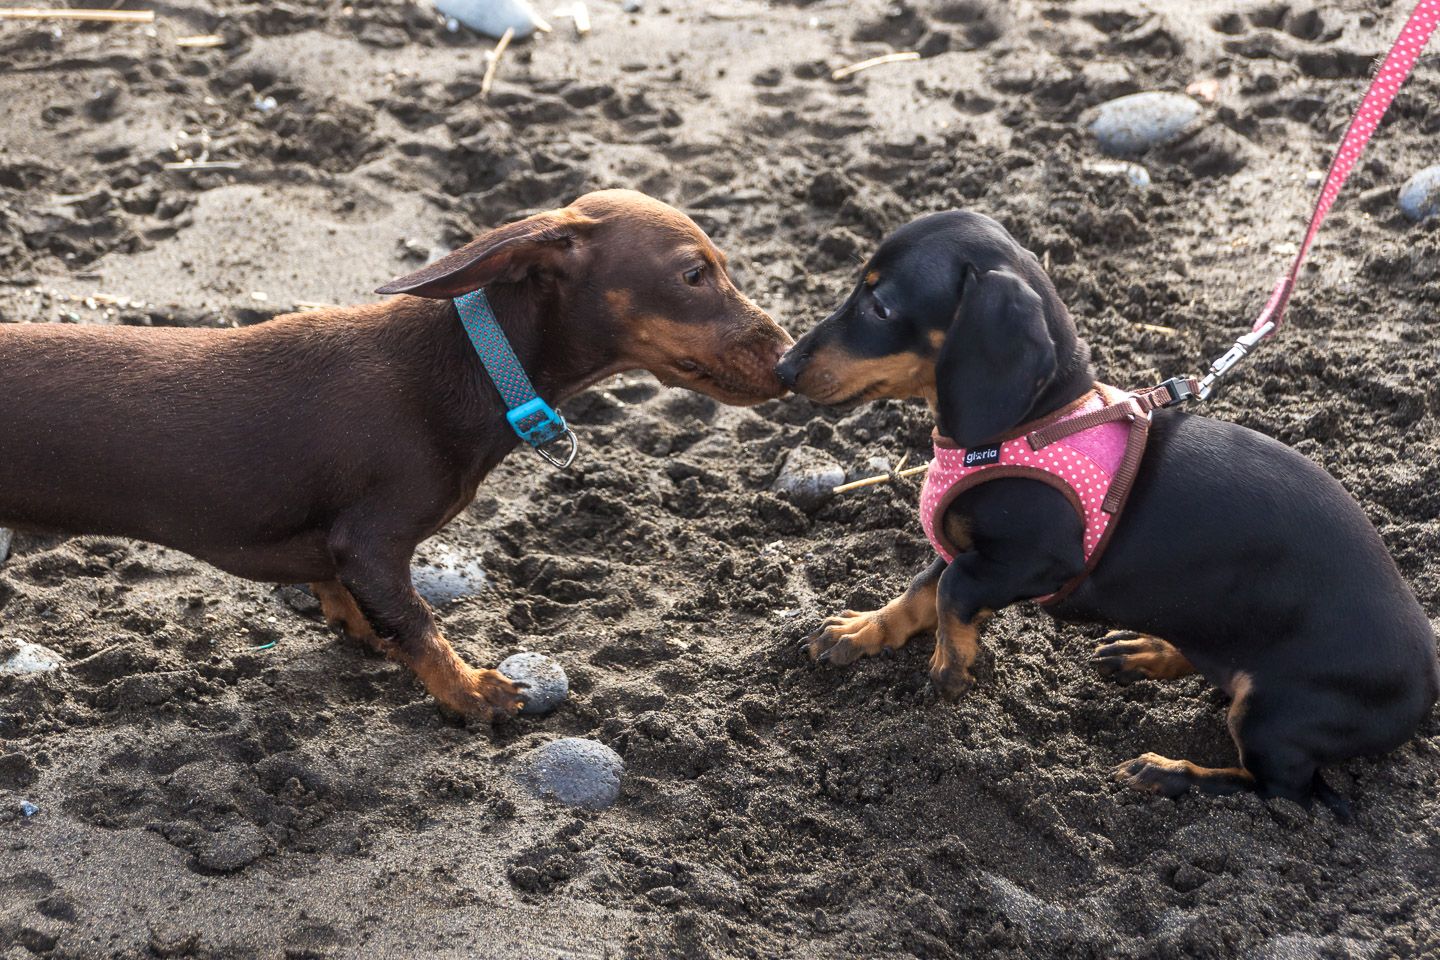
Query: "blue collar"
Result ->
[[453, 289, 577, 468]]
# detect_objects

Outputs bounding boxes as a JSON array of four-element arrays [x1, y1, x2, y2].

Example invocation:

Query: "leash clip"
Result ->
[[1196, 320, 1275, 400]]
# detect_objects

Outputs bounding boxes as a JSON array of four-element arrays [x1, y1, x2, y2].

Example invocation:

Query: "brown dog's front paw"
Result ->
[[802, 610, 897, 666], [440, 668, 526, 724], [1112, 753, 1191, 798], [929, 664, 975, 701]]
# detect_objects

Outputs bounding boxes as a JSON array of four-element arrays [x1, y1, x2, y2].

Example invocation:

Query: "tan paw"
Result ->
[[802, 609, 898, 666]]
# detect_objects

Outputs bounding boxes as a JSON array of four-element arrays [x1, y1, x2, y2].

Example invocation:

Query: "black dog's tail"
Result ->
[[1312, 771, 1351, 822]]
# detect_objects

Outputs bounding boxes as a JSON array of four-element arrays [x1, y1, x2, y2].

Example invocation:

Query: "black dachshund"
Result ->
[[777, 210, 1438, 813]]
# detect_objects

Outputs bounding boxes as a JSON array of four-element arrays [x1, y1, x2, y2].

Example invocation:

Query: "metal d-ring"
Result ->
[[534, 427, 579, 469]]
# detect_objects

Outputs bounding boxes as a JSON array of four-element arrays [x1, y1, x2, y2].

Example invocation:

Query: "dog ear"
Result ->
[[375, 209, 598, 298], [934, 267, 1058, 447]]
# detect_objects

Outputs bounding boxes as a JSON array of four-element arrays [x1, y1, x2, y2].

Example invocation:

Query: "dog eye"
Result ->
[[873, 300, 892, 320], [683, 265, 705, 286]]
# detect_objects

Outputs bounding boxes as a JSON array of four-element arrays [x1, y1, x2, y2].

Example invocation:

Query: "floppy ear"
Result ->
[[934, 267, 1058, 447], [374, 208, 598, 298]]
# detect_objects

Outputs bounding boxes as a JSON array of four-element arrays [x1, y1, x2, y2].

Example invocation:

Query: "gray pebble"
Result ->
[[0, 527, 10, 564], [499, 652, 569, 716], [515, 737, 623, 810], [1087, 92, 1203, 155], [1399, 165, 1440, 223], [412, 544, 487, 606], [19, 800, 38, 818], [771, 446, 846, 512], [622, 0, 642, 11], [0, 639, 63, 676], [1085, 160, 1151, 188], [433, 0, 545, 39]]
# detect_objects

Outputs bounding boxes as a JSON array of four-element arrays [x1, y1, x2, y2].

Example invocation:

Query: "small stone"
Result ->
[[0, 527, 11, 564], [515, 737, 623, 810], [0, 639, 63, 676], [433, 0, 547, 39], [622, 0, 642, 12], [1087, 91, 1204, 155], [771, 446, 846, 513], [1168, 863, 1209, 892], [645, 885, 685, 906], [412, 544, 487, 606], [19, 801, 39, 818], [1399, 165, 1440, 223], [1085, 160, 1151, 187], [499, 652, 569, 716]]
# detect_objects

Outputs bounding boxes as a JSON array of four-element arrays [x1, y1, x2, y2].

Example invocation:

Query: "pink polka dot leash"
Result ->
[[1179, 0, 1440, 405]]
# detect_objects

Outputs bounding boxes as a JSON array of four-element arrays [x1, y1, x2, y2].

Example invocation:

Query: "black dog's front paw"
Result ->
[[801, 610, 897, 666], [1092, 632, 1195, 683], [929, 664, 975, 701], [1112, 753, 1193, 797]]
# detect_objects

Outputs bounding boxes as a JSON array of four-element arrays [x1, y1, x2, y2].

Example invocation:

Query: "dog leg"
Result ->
[[1111, 672, 1342, 814], [930, 605, 992, 701], [311, 580, 387, 654], [1092, 631, 1195, 682], [805, 558, 944, 665], [1111, 753, 1255, 797], [335, 550, 523, 723]]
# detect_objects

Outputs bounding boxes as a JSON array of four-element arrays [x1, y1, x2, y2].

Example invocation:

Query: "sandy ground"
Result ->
[[2, 0, 1439, 957]]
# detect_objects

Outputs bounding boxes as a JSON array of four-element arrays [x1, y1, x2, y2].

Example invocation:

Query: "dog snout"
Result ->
[[776, 348, 809, 390]]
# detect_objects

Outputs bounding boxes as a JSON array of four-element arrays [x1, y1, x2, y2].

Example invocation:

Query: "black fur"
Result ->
[[781, 210, 1439, 811]]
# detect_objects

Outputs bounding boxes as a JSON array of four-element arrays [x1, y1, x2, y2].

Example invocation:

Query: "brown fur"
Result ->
[[1092, 632, 1196, 682], [0, 189, 793, 723], [1113, 753, 1256, 797], [931, 608, 992, 701], [804, 575, 940, 664]]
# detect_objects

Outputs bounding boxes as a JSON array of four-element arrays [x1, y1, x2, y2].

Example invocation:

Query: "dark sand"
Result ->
[[1, 0, 1438, 956]]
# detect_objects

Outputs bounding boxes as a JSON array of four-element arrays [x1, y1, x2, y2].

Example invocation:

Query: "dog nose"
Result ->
[[775, 350, 808, 390]]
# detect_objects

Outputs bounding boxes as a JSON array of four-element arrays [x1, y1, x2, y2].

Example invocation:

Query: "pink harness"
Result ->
[[920, 383, 1163, 605]]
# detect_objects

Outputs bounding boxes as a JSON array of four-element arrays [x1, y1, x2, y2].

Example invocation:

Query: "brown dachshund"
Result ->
[[0, 189, 793, 722]]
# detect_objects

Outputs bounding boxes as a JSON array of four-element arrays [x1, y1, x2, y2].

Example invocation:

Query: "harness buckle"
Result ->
[[506, 397, 578, 469], [1154, 377, 1198, 407]]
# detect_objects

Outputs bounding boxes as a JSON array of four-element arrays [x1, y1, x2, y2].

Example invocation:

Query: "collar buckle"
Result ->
[[505, 397, 578, 469]]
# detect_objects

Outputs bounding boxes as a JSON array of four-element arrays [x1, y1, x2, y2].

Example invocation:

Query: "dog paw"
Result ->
[[1092, 632, 1192, 683], [929, 664, 975, 702], [440, 668, 526, 724], [1112, 753, 1191, 797], [802, 609, 893, 666]]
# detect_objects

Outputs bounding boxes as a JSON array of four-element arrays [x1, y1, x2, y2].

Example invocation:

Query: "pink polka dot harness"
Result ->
[[920, 384, 1158, 605]]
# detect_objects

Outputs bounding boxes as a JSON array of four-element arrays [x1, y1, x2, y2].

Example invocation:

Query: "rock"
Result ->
[[622, 0, 642, 11], [434, 0, 547, 39], [1399, 165, 1440, 223], [19, 800, 39, 818], [0, 527, 10, 563], [515, 737, 623, 810], [499, 652, 569, 716], [412, 544, 486, 606], [1087, 92, 1204, 155], [771, 446, 846, 513], [0, 639, 63, 676], [1085, 160, 1151, 188], [1168, 863, 1209, 892]]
